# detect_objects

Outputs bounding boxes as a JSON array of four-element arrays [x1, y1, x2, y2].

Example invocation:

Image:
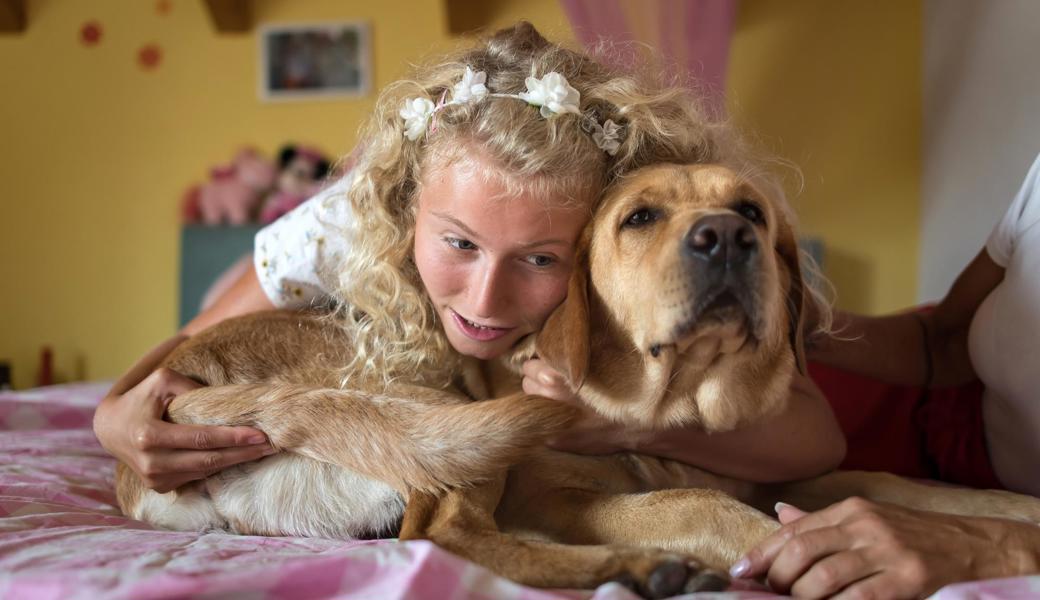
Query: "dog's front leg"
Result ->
[[500, 486, 777, 573], [166, 384, 577, 495], [400, 474, 722, 599], [758, 471, 1040, 524]]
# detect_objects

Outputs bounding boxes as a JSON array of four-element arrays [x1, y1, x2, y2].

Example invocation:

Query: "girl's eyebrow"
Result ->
[[432, 211, 481, 240], [432, 210, 568, 250], [516, 238, 569, 251]]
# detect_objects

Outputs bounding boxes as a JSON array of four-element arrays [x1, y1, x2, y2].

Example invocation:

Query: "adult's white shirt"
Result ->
[[969, 151, 1040, 496]]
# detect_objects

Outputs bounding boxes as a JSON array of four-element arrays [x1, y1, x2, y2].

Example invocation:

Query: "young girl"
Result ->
[[94, 22, 845, 495]]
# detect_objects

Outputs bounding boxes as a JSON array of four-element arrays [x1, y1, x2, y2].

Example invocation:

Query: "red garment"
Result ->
[[809, 362, 1003, 489]]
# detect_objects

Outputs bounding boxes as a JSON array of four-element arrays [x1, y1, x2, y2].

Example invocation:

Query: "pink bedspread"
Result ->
[[0, 383, 1035, 599]]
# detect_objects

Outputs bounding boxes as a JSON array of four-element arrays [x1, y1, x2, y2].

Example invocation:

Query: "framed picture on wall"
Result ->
[[259, 22, 371, 101]]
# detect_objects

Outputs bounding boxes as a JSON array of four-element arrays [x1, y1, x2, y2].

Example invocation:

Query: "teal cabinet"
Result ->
[[179, 225, 261, 327]]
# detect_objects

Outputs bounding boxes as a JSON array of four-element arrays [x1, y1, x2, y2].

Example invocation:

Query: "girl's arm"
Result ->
[[95, 183, 348, 491], [181, 263, 278, 335], [93, 267, 277, 492]]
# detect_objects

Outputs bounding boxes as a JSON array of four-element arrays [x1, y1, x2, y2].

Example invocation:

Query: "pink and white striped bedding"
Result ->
[[0, 383, 1035, 599]]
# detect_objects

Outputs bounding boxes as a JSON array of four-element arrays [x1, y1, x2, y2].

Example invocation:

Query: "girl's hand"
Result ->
[[521, 358, 632, 454], [93, 368, 276, 493]]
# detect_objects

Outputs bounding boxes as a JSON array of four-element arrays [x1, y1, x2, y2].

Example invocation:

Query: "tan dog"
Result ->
[[116, 163, 1040, 598], [398, 163, 1040, 596]]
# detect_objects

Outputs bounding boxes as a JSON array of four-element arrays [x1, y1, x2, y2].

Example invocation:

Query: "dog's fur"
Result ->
[[116, 163, 1040, 598]]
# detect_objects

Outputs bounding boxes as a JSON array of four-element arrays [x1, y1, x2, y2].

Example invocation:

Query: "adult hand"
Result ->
[[732, 497, 1037, 599], [521, 358, 632, 454], [93, 367, 276, 493]]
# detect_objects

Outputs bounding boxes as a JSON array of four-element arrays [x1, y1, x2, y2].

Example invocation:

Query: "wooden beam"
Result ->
[[445, 0, 498, 36], [203, 0, 250, 33], [0, 0, 27, 34]]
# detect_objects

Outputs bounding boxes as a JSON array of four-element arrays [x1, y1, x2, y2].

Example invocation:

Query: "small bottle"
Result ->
[[37, 347, 53, 387], [0, 362, 11, 390]]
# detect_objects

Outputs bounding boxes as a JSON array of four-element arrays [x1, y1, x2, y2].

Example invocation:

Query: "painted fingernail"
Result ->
[[775, 501, 793, 515], [247, 434, 267, 444], [729, 558, 750, 578]]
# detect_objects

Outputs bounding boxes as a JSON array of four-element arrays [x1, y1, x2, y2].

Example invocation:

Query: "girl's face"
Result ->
[[413, 156, 590, 360]]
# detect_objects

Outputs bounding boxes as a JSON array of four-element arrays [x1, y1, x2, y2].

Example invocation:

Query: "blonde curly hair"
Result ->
[[330, 22, 756, 390]]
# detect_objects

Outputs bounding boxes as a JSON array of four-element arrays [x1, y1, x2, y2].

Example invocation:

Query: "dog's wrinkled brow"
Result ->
[[634, 185, 680, 206], [731, 183, 763, 203]]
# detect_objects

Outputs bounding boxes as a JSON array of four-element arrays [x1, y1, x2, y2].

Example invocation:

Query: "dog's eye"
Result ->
[[622, 208, 658, 228], [733, 201, 765, 225]]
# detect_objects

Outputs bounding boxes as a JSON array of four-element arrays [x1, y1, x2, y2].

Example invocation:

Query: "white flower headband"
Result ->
[[399, 67, 623, 156]]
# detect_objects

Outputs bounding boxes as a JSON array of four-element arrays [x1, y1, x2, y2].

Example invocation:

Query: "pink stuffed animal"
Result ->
[[182, 148, 277, 225], [259, 145, 331, 224]]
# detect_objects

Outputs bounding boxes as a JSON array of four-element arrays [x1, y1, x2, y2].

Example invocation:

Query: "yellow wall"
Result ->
[[0, 0, 918, 388], [727, 0, 921, 314], [0, 0, 569, 388]]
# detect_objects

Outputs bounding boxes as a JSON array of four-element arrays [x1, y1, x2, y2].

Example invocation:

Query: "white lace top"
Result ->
[[253, 177, 353, 308]]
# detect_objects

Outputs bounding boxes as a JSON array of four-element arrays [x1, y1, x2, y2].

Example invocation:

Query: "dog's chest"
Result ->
[[209, 453, 405, 539]]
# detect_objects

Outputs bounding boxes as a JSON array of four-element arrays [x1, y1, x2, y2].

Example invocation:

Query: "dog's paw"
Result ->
[[683, 569, 729, 593], [644, 559, 689, 599], [610, 555, 729, 599], [604, 555, 681, 599]]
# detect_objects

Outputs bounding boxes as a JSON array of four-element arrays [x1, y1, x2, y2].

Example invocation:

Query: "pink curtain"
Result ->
[[559, 0, 738, 115]]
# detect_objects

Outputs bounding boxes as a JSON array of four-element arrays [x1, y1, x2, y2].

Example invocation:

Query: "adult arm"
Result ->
[[808, 248, 1004, 387], [733, 498, 1040, 599], [523, 362, 846, 483]]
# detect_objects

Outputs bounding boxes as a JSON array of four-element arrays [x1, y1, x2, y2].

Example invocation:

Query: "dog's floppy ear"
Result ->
[[776, 212, 809, 375], [535, 237, 591, 390]]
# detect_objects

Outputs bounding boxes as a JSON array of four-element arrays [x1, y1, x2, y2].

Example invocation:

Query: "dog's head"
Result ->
[[536, 163, 810, 431]]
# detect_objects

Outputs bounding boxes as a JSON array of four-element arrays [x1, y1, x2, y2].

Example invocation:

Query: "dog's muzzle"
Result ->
[[648, 214, 764, 356], [684, 214, 758, 268], [682, 214, 761, 327]]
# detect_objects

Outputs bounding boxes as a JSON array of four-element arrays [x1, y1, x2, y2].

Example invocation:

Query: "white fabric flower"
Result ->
[[591, 119, 622, 155], [452, 67, 488, 103], [399, 97, 436, 141], [518, 72, 581, 117]]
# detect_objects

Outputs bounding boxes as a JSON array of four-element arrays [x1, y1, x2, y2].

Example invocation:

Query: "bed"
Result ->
[[0, 383, 1035, 599]]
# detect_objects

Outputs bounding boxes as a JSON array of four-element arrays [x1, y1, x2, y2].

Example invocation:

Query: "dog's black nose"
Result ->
[[685, 214, 757, 265]]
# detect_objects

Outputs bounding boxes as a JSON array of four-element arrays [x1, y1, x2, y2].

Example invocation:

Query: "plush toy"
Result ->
[[182, 148, 277, 225], [259, 145, 332, 224]]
